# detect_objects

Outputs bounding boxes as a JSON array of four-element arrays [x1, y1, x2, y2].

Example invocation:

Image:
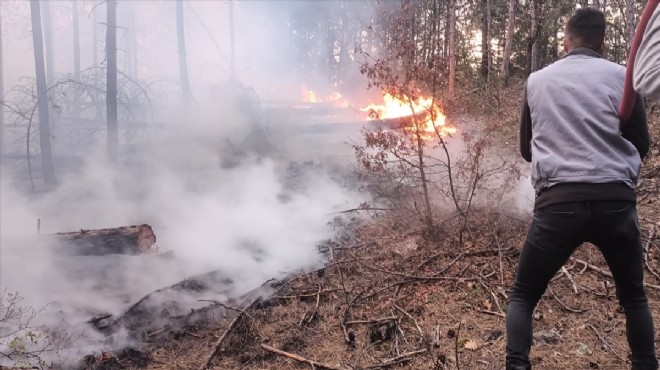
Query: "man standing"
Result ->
[[508, 8, 656, 370]]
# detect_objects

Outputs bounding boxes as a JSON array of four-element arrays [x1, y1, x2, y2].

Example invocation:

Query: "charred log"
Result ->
[[54, 224, 157, 256]]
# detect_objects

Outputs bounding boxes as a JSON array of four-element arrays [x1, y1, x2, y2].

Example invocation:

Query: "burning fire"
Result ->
[[301, 85, 349, 107], [361, 93, 457, 138]]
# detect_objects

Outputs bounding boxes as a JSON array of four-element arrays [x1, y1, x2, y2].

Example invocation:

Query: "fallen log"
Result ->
[[54, 224, 157, 256]]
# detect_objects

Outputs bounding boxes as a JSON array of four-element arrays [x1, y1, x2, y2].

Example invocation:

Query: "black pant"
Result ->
[[506, 200, 658, 370]]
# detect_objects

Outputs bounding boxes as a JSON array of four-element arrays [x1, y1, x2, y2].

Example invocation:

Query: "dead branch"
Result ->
[[299, 284, 322, 325], [197, 299, 253, 320], [644, 226, 660, 282], [345, 316, 399, 325], [479, 280, 505, 315], [199, 313, 243, 370], [273, 288, 339, 299], [571, 257, 660, 291], [455, 321, 462, 370], [587, 324, 627, 363], [548, 286, 586, 313], [393, 304, 424, 339], [364, 349, 427, 369], [561, 266, 579, 294], [260, 344, 344, 370]]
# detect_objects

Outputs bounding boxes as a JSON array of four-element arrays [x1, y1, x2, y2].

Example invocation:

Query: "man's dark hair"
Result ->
[[565, 7, 607, 51]]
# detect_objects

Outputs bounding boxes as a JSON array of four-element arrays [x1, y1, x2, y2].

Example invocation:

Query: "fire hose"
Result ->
[[620, 0, 660, 122]]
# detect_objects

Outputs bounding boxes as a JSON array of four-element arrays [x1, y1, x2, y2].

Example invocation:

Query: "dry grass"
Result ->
[[138, 203, 660, 370]]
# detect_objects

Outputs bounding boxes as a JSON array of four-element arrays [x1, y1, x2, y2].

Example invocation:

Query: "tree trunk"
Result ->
[[229, 0, 236, 79], [480, 0, 490, 79], [625, 0, 635, 50], [128, 1, 138, 79], [176, 0, 191, 106], [54, 224, 157, 256], [30, 0, 56, 187], [42, 0, 55, 84], [501, 0, 516, 84], [443, 0, 449, 60], [93, 7, 98, 66], [527, 0, 540, 74], [0, 3, 4, 160], [448, 0, 456, 97], [72, 0, 81, 120], [106, 0, 118, 160]]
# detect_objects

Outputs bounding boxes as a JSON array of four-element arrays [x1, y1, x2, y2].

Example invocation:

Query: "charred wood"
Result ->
[[54, 224, 157, 256]]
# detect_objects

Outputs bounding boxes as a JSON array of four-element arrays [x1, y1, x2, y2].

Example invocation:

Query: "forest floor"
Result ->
[[89, 99, 660, 370]]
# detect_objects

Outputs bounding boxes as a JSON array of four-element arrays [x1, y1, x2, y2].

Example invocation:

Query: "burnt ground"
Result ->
[[78, 110, 660, 370]]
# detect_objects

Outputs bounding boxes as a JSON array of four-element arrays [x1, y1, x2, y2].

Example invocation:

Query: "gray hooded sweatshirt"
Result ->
[[520, 48, 649, 208], [634, 6, 660, 100]]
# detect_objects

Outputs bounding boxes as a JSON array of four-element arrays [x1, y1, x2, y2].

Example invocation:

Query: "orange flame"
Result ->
[[301, 85, 349, 107], [361, 93, 457, 138]]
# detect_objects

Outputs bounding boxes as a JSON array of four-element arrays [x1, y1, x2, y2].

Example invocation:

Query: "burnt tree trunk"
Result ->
[[55, 224, 157, 256], [106, 0, 118, 160], [30, 0, 56, 187]]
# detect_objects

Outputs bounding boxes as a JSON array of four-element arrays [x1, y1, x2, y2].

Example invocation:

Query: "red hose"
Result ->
[[620, 0, 660, 122]]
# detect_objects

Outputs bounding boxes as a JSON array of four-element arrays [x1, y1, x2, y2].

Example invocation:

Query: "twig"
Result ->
[[479, 280, 505, 315], [571, 257, 660, 291], [644, 226, 660, 282], [363, 349, 427, 369], [393, 304, 424, 339], [497, 234, 505, 285], [199, 314, 243, 370], [335, 207, 393, 214], [345, 316, 399, 325], [548, 286, 586, 313], [274, 288, 339, 299], [587, 324, 627, 363], [300, 284, 322, 325], [197, 299, 253, 320], [260, 344, 344, 370], [455, 322, 462, 370], [561, 266, 579, 294]]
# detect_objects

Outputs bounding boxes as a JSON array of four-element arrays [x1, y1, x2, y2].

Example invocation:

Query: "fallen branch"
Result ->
[[199, 313, 243, 370], [587, 324, 627, 363], [364, 349, 427, 369], [561, 266, 579, 294], [197, 299, 253, 320], [345, 316, 398, 325], [273, 288, 339, 299], [548, 286, 586, 314], [393, 304, 424, 339], [571, 257, 660, 291], [260, 344, 344, 370], [644, 226, 660, 282]]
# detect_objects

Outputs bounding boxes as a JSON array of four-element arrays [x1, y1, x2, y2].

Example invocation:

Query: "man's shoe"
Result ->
[[506, 366, 531, 370]]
